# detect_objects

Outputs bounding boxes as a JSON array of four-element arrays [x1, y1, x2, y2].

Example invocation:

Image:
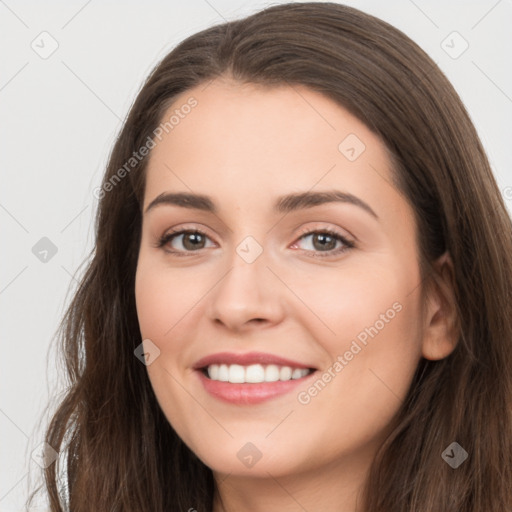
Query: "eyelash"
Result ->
[[156, 227, 355, 258]]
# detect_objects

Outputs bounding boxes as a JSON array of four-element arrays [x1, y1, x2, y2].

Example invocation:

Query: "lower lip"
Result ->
[[195, 369, 316, 405]]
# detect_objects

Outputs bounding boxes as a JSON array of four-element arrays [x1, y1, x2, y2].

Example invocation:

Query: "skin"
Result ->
[[135, 77, 458, 512]]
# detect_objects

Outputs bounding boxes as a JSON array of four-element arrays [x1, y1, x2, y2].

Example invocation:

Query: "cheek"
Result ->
[[134, 255, 206, 435], [134, 252, 214, 416], [288, 287, 422, 463], [134, 253, 206, 340], [291, 258, 423, 414], [287, 258, 420, 345]]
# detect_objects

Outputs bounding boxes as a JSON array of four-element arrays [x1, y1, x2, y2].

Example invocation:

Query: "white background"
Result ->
[[1, 0, 511, 510]]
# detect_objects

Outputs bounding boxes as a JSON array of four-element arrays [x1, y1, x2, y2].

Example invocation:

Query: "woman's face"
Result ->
[[135, 78, 438, 480]]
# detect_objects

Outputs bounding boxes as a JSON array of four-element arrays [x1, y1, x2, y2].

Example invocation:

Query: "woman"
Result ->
[[32, 2, 512, 511]]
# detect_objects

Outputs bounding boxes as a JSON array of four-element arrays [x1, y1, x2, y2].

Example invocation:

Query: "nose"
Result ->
[[206, 248, 286, 332]]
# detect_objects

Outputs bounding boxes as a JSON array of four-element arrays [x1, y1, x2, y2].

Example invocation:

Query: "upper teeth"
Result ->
[[206, 364, 311, 383]]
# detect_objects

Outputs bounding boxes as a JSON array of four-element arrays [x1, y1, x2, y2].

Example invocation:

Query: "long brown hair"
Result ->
[[30, 2, 512, 510]]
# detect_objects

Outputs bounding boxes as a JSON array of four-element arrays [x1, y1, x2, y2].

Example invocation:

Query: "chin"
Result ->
[[186, 437, 312, 478]]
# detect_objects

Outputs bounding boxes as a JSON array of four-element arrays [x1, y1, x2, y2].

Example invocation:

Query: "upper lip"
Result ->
[[193, 351, 316, 370]]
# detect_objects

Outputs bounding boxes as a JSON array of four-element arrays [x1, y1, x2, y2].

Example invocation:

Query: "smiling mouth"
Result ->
[[199, 363, 316, 384]]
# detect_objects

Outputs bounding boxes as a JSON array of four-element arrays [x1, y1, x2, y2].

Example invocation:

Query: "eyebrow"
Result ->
[[144, 190, 378, 219]]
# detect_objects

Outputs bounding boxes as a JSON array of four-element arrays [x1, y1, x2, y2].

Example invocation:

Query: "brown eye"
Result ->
[[310, 232, 337, 251], [181, 232, 207, 250], [158, 229, 215, 253], [293, 229, 355, 258]]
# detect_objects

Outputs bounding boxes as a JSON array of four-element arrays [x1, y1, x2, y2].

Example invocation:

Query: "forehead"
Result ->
[[143, 79, 410, 226]]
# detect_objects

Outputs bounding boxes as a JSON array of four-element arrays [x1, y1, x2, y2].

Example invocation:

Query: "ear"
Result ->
[[421, 251, 460, 361]]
